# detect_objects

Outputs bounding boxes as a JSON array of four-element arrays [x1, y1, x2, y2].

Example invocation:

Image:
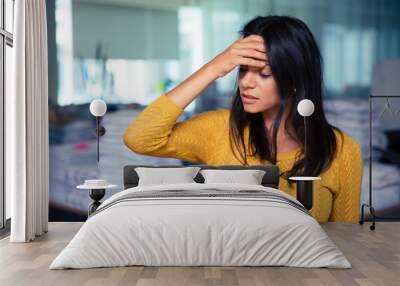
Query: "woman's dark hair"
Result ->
[[229, 15, 343, 183]]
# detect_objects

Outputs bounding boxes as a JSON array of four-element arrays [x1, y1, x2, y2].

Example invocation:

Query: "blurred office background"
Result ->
[[46, 0, 400, 221]]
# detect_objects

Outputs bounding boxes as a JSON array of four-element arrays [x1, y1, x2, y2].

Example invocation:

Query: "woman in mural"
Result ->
[[123, 15, 363, 223]]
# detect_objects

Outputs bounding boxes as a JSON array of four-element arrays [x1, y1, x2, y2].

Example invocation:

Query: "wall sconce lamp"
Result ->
[[289, 99, 321, 210], [89, 99, 107, 164]]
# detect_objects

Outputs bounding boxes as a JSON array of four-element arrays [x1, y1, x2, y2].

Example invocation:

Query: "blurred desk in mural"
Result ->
[[49, 97, 400, 221], [49, 108, 182, 221]]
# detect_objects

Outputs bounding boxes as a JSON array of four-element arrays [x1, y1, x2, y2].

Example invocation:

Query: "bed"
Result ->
[[49, 164, 350, 269]]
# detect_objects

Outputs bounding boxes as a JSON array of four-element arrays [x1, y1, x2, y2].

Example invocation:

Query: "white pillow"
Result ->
[[135, 167, 201, 186], [200, 169, 266, 185]]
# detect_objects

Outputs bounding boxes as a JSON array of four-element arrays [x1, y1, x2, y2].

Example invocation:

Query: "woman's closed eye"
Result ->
[[260, 73, 271, 78]]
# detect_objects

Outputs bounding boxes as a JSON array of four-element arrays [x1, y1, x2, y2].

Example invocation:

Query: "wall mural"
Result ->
[[47, 0, 400, 221]]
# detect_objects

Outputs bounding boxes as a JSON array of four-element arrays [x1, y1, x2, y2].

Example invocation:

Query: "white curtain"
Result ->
[[7, 0, 49, 242]]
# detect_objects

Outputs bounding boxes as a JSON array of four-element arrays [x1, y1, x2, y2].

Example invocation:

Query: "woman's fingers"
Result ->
[[236, 42, 266, 52], [234, 37, 268, 67], [207, 34, 266, 78], [235, 57, 267, 68], [235, 48, 267, 61]]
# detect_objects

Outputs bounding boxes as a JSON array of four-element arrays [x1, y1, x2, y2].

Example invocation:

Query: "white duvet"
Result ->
[[50, 183, 351, 269]]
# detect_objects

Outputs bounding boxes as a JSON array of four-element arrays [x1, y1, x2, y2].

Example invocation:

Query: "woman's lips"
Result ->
[[241, 93, 259, 104], [242, 93, 259, 99]]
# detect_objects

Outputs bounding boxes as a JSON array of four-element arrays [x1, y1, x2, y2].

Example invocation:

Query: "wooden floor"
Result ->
[[0, 222, 399, 286]]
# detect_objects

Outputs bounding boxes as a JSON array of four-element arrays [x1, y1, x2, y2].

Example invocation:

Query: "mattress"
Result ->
[[50, 183, 351, 269]]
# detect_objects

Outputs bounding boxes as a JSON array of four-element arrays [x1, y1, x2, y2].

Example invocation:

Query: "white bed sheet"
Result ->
[[50, 183, 350, 269]]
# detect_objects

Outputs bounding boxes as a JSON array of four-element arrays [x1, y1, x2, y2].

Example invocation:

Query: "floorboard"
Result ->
[[0, 222, 399, 286]]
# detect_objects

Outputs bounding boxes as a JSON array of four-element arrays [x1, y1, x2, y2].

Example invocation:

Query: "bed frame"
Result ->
[[123, 164, 280, 189]]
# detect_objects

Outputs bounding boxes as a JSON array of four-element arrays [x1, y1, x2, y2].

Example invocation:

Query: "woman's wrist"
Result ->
[[202, 61, 223, 81]]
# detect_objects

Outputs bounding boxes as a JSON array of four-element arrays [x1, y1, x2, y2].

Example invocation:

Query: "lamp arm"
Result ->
[[304, 116, 307, 174], [96, 116, 100, 164]]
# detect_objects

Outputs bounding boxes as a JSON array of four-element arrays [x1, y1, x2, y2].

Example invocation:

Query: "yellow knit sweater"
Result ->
[[123, 94, 364, 223]]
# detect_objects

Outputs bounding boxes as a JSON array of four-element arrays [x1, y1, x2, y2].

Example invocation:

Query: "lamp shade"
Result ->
[[297, 99, 314, 117], [89, 99, 107, 117]]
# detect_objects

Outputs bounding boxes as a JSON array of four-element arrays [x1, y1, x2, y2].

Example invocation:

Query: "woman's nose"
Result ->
[[240, 71, 256, 88]]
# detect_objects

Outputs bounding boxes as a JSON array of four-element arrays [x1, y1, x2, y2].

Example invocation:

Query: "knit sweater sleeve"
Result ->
[[331, 134, 364, 222], [123, 94, 219, 164]]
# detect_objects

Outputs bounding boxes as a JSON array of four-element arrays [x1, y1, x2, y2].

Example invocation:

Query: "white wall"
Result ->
[[72, 2, 179, 60]]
